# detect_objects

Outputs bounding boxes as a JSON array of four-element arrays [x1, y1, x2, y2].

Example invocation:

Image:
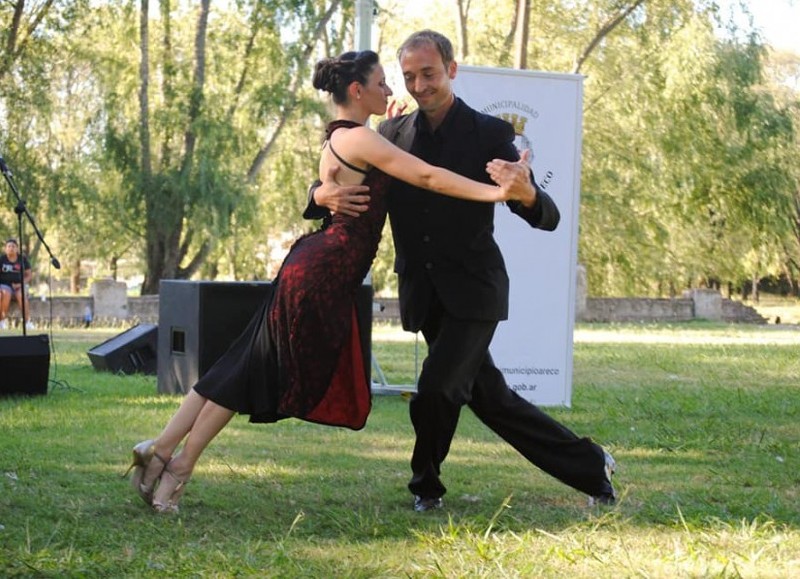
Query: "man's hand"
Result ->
[[486, 150, 537, 208], [315, 165, 371, 217]]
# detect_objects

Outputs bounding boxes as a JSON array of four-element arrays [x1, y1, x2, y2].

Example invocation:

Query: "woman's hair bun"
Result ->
[[313, 50, 380, 104]]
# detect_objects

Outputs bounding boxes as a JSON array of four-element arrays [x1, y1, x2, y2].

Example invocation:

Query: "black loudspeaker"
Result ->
[[87, 323, 158, 375], [0, 334, 50, 397], [157, 280, 373, 394]]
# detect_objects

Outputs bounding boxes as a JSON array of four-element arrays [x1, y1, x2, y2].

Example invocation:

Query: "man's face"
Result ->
[[399, 42, 456, 116], [5, 242, 17, 257]]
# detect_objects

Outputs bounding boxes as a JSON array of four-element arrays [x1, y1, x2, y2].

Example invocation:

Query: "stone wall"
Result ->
[[4, 281, 766, 328], [127, 295, 159, 323], [375, 292, 766, 324], [579, 297, 695, 323], [570, 291, 765, 324]]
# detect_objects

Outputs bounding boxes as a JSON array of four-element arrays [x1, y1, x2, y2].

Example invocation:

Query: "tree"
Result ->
[[0, 0, 59, 82], [0, 1, 94, 290], [3, 0, 797, 300], [85, 0, 349, 294]]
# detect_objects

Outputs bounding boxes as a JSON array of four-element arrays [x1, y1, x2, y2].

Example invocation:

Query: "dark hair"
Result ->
[[6, 238, 18, 245], [313, 50, 380, 105], [397, 30, 454, 68]]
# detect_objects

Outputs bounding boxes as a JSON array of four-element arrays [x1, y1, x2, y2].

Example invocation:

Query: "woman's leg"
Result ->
[[151, 397, 235, 510], [138, 389, 208, 489]]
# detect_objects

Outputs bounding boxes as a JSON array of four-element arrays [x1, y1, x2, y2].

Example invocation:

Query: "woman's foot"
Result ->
[[124, 440, 170, 506], [151, 457, 192, 514]]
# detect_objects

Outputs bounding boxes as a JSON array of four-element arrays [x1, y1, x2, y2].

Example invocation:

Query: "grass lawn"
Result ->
[[1, 322, 799, 577]]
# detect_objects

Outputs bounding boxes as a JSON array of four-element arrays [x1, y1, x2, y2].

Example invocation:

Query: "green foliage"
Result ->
[[1, 1, 798, 298], [572, 5, 798, 295]]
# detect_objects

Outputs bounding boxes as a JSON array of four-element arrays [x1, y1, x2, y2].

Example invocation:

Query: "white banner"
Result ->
[[452, 67, 584, 407]]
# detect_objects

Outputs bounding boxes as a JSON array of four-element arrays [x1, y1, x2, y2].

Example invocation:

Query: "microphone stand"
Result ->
[[0, 153, 61, 336]]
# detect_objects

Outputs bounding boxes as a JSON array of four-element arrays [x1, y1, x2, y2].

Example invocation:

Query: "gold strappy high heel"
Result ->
[[122, 440, 170, 505], [151, 461, 190, 514]]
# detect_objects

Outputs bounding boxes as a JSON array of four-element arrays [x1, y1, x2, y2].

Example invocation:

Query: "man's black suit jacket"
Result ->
[[378, 98, 560, 331]]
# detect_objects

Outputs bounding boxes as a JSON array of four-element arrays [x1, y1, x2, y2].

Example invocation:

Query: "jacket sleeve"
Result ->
[[302, 179, 331, 220], [507, 187, 560, 231]]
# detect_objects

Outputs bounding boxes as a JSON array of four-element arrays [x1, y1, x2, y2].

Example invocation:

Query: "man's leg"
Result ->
[[408, 301, 498, 501], [467, 356, 613, 498]]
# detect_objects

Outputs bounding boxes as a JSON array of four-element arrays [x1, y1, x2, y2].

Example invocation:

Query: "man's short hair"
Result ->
[[6, 238, 18, 245], [397, 30, 454, 68]]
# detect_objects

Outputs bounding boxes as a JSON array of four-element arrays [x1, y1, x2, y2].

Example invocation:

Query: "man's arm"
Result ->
[[303, 165, 371, 220], [303, 179, 329, 220], [509, 187, 560, 231]]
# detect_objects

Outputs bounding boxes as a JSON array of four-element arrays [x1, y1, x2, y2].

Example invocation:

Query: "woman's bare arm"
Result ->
[[333, 127, 511, 203]]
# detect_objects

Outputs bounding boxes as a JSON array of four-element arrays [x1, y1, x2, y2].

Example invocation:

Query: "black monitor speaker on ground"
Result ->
[[87, 323, 158, 375], [0, 334, 50, 397], [157, 280, 373, 394]]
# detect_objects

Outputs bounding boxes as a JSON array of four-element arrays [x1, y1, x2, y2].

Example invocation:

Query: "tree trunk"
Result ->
[[142, 0, 210, 294], [454, 0, 470, 61], [246, 0, 342, 182], [139, 0, 152, 179], [140, 0, 163, 295], [572, 0, 645, 74], [513, 0, 530, 69], [0, 0, 56, 81], [180, 0, 210, 178], [5, 1, 25, 61], [160, 0, 175, 168], [70, 258, 81, 294], [227, 2, 264, 122]]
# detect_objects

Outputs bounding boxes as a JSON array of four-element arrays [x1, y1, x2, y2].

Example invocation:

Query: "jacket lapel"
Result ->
[[393, 111, 418, 153]]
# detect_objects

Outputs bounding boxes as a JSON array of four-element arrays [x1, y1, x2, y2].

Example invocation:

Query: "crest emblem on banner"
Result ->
[[482, 100, 539, 165], [501, 112, 533, 162], [482, 100, 556, 190]]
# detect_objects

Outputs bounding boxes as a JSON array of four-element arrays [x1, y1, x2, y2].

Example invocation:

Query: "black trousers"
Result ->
[[408, 297, 611, 499]]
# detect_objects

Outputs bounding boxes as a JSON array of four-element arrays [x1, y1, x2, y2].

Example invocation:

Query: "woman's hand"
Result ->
[[487, 150, 537, 207]]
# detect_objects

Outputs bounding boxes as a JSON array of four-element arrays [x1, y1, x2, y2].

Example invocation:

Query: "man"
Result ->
[[0, 238, 33, 330], [306, 30, 616, 511]]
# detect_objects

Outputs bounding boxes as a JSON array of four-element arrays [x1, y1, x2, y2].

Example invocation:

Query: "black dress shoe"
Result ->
[[413, 495, 443, 512], [588, 492, 616, 506], [589, 450, 617, 506]]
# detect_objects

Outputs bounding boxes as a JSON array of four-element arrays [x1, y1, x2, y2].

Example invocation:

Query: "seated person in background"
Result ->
[[0, 238, 34, 329]]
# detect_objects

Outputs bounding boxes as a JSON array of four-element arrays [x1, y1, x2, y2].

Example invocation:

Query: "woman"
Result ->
[[0, 238, 33, 330], [127, 50, 527, 513]]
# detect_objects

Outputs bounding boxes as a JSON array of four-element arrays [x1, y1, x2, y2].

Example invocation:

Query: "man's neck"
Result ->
[[423, 94, 456, 131]]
